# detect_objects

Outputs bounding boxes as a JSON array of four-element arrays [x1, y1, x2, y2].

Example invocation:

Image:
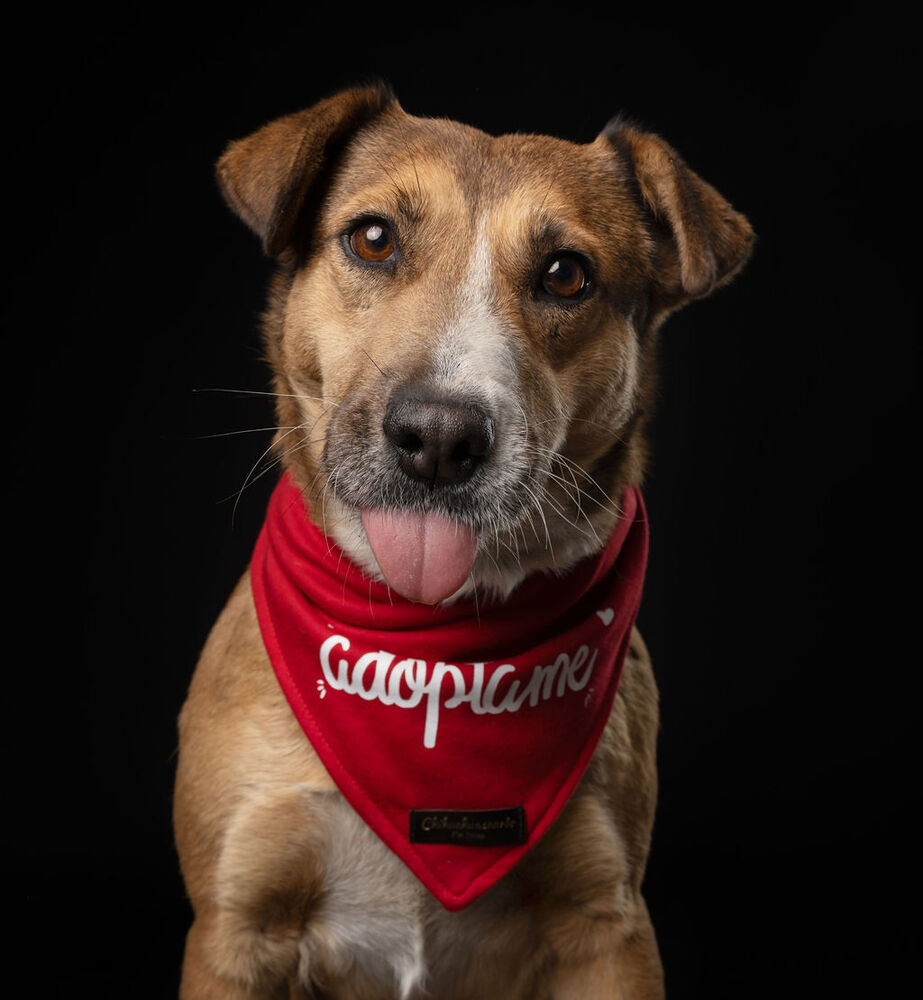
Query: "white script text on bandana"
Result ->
[[319, 634, 599, 748]]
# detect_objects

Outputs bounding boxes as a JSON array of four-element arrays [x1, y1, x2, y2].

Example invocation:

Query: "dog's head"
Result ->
[[218, 85, 753, 603]]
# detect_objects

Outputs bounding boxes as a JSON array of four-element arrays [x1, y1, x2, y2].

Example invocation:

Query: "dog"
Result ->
[[174, 84, 754, 999]]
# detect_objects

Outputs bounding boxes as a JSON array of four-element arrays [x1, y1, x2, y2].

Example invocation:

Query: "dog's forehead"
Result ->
[[329, 113, 626, 237]]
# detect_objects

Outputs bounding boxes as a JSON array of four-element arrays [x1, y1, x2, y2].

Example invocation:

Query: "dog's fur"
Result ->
[[174, 85, 754, 999]]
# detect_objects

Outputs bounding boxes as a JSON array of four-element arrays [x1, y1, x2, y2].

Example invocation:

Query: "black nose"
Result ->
[[383, 392, 494, 486]]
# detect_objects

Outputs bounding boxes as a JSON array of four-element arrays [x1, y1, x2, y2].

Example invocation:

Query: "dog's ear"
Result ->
[[599, 119, 755, 304], [217, 85, 397, 256]]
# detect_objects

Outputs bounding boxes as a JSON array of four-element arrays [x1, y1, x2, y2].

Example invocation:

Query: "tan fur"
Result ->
[[175, 85, 753, 998]]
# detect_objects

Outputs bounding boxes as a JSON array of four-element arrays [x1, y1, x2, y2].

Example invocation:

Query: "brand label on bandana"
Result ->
[[410, 808, 527, 846], [250, 473, 648, 911]]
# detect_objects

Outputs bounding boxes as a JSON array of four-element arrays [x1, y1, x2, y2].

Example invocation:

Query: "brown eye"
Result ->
[[541, 253, 589, 299], [349, 221, 395, 262]]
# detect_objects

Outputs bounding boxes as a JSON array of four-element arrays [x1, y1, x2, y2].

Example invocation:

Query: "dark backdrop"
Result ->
[[7, 6, 914, 997]]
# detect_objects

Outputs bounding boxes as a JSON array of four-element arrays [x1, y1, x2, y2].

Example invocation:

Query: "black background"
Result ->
[[7, 5, 915, 997]]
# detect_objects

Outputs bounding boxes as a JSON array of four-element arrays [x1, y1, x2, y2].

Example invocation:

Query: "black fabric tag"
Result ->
[[409, 807, 527, 846]]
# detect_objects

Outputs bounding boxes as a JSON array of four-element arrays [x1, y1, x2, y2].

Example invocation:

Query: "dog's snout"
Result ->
[[383, 393, 494, 486]]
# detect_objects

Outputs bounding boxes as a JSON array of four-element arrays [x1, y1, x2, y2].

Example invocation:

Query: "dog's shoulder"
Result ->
[[174, 572, 336, 894]]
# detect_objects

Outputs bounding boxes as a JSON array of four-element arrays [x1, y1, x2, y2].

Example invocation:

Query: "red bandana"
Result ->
[[250, 473, 648, 910]]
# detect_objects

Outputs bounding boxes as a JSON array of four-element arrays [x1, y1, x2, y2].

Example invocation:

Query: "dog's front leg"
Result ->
[[546, 900, 665, 1000], [179, 906, 295, 1000], [176, 780, 327, 1000]]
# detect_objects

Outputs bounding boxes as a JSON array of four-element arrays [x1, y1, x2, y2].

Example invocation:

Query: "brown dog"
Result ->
[[174, 84, 753, 998]]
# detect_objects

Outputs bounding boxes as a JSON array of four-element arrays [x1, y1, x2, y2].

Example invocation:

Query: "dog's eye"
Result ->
[[349, 221, 395, 262], [541, 254, 589, 299]]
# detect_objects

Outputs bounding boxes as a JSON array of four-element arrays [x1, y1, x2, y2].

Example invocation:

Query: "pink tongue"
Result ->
[[361, 509, 478, 605]]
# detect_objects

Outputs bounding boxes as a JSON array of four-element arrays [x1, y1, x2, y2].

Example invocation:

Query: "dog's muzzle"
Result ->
[[352, 388, 497, 605]]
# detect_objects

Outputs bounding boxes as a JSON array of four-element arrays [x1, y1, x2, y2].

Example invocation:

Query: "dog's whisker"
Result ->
[[218, 426, 329, 512], [471, 579, 481, 625], [541, 460, 620, 522], [260, 406, 339, 496], [495, 532, 522, 568], [549, 461, 587, 526], [227, 424, 304, 519], [533, 446, 625, 518], [551, 498, 602, 546], [531, 479, 569, 521], [519, 482, 554, 558], [271, 435, 327, 468], [532, 477, 602, 546], [194, 386, 341, 406], [513, 398, 531, 446], [304, 463, 329, 509], [359, 346, 389, 379], [532, 414, 619, 433], [219, 452, 291, 506], [514, 519, 529, 557], [320, 470, 336, 547], [195, 425, 299, 440], [518, 442, 611, 520]]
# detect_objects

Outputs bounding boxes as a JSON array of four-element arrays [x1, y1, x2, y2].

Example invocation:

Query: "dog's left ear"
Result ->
[[217, 84, 398, 255], [599, 120, 755, 304]]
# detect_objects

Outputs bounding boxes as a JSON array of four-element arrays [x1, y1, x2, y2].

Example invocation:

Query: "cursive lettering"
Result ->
[[319, 634, 599, 749]]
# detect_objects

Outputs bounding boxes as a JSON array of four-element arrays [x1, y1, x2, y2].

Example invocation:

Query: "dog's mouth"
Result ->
[[318, 376, 603, 605], [322, 385, 519, 604], [360, 507, 480, 605]]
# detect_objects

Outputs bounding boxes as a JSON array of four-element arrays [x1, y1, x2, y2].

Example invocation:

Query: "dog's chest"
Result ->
[[285, 792, 538, 999]]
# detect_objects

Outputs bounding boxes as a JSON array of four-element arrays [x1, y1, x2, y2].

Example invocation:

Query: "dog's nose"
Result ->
[[383, 392, 494, 486]]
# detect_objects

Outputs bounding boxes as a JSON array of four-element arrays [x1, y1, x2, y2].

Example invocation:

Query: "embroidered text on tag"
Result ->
[[410, 807, 527, 846]]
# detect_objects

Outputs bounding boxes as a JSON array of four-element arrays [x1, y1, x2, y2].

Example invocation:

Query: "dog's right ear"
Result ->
[[598, 117, 755, 307], [217, 85, 397, 256]]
